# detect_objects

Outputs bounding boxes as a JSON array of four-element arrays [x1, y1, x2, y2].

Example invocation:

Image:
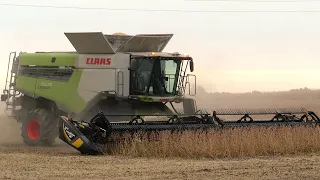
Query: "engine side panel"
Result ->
[[16, 69, 88, 114]]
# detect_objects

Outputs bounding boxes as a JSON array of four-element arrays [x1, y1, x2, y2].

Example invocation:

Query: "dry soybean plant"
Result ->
[[105, 125, 320, 159]]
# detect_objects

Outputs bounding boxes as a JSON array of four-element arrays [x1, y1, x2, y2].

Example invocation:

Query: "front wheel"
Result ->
[[21, 108, 58, 146]]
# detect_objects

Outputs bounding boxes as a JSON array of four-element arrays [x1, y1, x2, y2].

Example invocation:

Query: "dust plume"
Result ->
[[0, 103, 23, 145]]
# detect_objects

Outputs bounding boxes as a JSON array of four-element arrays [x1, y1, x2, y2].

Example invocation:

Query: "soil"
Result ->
[[1, 104, 320, 180]]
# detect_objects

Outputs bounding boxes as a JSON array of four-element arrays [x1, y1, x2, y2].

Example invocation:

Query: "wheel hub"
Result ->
[[26, 120, 40, 140]]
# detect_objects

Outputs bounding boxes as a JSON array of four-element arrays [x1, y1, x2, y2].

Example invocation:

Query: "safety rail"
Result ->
[[116, 71, 124, 97], [176, 60, 189, 95], [186, 74, 196, 96]]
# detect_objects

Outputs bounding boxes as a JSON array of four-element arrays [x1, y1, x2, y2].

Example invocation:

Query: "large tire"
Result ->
[[21, 108, 58, 146]]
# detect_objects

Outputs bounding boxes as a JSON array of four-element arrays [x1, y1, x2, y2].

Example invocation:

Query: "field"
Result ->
[[1, 89, 320, 179]]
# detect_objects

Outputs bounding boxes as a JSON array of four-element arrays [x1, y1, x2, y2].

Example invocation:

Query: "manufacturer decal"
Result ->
[[63, 123, 76, 141], [38, 82, 52, 89], [86, 57, 111, 65]]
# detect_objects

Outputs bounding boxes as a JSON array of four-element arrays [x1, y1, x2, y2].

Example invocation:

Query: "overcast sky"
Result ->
[[1, 0, 320, 93]]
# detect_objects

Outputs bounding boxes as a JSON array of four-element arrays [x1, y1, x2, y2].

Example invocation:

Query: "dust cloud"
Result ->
[[0, 103, 23, 145]]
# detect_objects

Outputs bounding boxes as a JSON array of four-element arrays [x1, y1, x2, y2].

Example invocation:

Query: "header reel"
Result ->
[[58, 107, 320, 155]]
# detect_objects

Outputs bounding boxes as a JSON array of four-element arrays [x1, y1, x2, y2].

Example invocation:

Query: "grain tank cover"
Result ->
[[104, 34, 133, 51], [64, 32, 116, 54], [64, 32, 173, 54], [116, 34, 173, 52]]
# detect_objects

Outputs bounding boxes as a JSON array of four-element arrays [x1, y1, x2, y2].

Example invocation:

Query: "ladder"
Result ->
[[2, 52, 20, 111], [176, 60, 189, 96]]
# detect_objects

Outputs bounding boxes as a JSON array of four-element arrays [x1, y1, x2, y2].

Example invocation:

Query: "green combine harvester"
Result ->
[[1, 32, 319, 155]]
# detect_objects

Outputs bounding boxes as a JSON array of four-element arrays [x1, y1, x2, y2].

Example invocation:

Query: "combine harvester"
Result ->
[[1, 32, 320, 155]]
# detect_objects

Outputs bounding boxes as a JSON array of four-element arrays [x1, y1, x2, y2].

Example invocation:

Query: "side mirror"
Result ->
[[190, 60, 194, 72]]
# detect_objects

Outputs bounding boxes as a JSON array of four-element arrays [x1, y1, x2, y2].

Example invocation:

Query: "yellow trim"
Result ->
[[72, 138, 84, 148]]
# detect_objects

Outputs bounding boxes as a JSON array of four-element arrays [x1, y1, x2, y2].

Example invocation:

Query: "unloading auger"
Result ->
[[58, 107, 320, 155]]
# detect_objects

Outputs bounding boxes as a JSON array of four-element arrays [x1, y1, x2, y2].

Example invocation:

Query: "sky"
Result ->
[[1, 0, 320, 93]]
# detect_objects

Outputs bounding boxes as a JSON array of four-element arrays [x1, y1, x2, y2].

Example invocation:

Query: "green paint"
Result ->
[[19, 52, 77, 66], [138, 96, 153, 102], [16, 70, 87, 114], [34, 70, 86, 113], [16, 76, 37, 95]]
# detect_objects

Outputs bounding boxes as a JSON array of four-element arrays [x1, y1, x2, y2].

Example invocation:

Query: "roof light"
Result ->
[[151, 52, 156, 56]]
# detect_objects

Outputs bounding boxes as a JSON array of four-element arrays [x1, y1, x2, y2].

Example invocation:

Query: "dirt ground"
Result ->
[[1, 104, 320, 180]]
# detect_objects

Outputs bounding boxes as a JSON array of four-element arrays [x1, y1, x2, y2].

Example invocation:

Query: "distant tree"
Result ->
[[197, 85, 207, 95], [252, 90, 261, 94]]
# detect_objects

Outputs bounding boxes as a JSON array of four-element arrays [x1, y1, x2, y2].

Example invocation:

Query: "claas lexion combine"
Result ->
[[1, 32, 320, 155]]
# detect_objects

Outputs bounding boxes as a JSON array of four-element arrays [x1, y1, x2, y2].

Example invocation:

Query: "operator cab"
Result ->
[[129, 52, 194, 97]]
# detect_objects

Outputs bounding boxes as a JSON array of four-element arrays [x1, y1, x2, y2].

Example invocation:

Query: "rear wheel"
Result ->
[[21, 108, 58, 146]]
